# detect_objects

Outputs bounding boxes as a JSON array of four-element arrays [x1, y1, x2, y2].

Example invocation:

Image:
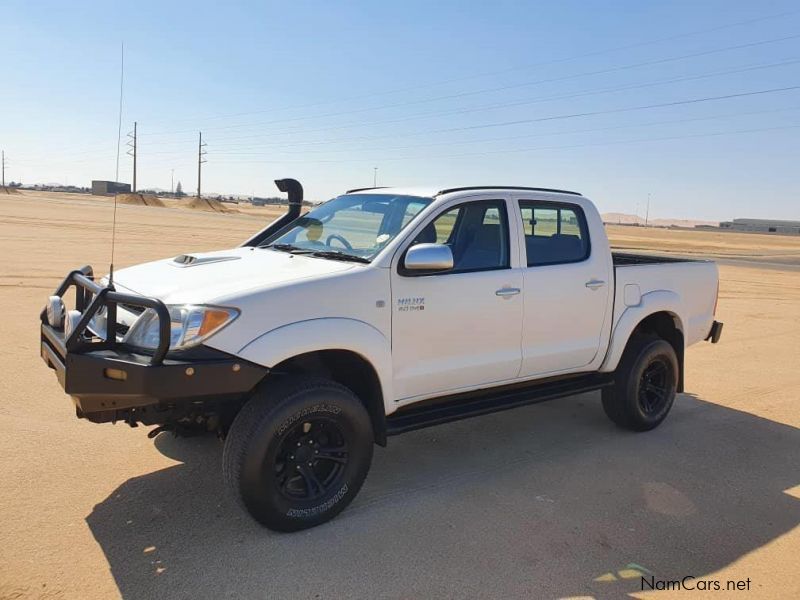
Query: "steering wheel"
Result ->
[[325, 234, 353, 250]]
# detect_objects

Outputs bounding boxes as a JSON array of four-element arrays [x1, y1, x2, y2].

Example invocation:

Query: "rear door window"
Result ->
[[519, 201, 590, 266]]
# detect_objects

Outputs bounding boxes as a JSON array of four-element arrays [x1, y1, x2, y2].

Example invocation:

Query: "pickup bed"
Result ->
[[40, 179, 722, 531]]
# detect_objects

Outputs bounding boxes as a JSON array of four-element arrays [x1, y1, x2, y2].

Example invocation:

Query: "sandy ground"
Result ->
[[606, 224, 800, 269], [0, 190, 798, 599]]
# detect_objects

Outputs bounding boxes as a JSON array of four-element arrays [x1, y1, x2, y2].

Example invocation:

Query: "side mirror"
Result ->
[[404, 243, 453, 272]]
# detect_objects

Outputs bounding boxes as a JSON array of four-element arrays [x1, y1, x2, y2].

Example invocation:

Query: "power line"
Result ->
[[15, 53, 798, 165], [287, 57, 800, 140], [17, 30, 800, 162], [441, 124, 800, 161], [15, 95, 800, 168], [14, 122, 799, 186], [206, 85, 800, 153], [208, 123, 800, 165], [136, 53, 800, 150], [210, 105, 800, 157], [139, 8, 800, 129], [200, 57, 800, 150], [140, 32, 800, 138], [424, 85, 800, 136], [47, 56, 798, 160]]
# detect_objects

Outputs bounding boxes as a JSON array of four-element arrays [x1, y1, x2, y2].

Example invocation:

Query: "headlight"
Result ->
[[123, 304, 239, 351]]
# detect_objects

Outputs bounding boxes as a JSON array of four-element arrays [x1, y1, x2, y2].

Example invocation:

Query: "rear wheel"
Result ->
[[223, 377, 373, 531], [602, 336, 678, 431]]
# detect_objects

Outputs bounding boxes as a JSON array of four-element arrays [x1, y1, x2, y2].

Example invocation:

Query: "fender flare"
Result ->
[[600, 290, 685, 373], [237, 318, 394, 415]]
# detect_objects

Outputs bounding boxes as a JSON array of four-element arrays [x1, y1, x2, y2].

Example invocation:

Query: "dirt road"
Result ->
[[1, 191, 798, 599]]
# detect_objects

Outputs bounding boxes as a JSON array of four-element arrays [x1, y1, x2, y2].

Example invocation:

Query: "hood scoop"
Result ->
[[172, 254, 242, 268]]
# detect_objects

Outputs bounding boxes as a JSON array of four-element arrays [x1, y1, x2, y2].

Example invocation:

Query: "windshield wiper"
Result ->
[[262, 243, 311, 253], [263, 244, 369, 263], [309, 250, 370, 264]]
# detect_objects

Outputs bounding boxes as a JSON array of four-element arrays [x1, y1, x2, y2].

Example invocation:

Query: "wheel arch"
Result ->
[[232, 318, 393, 445], [270, 349, 388, 446], [601, 291, 686, 391]]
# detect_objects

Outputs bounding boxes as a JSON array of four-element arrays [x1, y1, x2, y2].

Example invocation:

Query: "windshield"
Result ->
[[260, 193, 432, 261]]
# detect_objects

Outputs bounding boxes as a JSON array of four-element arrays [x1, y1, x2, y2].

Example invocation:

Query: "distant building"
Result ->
[[92, 180, 131, 195], [719, 218, 800, 235]]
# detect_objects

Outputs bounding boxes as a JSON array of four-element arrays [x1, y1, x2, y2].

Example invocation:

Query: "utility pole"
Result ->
[[170, 169, 174, 196], [1, 151, 5, 187], [373, 167, 378, 187], [645, 193, 651, 227], [197, 131, 207, 198], [126, 121, 137, 192]]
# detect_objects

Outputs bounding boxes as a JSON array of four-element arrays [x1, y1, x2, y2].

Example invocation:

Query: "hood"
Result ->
[[110, 247, 356, 304]]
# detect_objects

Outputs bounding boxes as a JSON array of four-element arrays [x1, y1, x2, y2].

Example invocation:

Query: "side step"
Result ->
[[386, 372, 614, 436]]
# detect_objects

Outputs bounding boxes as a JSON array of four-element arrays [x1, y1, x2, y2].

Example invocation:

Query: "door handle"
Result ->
[[585, 279, 606, 290], [495, 287, 521, 297]]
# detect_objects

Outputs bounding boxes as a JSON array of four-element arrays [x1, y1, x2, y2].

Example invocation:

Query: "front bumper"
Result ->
[[40, 266, 267, 423]]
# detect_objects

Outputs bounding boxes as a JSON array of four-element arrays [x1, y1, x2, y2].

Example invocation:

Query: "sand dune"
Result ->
[[114, 193, 238, 213], [602, 212, 719, 228], [184, 196, 236, 213], [116, 193, 166, 208]]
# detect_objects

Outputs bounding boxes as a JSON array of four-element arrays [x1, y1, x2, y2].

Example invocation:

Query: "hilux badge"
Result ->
[[397, 297, 425, 312]]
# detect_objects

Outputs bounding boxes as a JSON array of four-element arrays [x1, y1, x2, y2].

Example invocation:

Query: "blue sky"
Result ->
[[2, 0, 799, 220]]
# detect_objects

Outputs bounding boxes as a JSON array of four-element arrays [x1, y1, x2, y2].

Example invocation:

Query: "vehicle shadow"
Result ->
[[86, 392, 800, 599]]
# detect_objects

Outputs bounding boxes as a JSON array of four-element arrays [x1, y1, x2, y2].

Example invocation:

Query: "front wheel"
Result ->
[[602, 337, 678, 431], [223, 377, 374, 531]]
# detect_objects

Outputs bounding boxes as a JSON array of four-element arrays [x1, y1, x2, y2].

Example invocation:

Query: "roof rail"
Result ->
[[345, 186, 389, 194], [435, 185, 582, 197]]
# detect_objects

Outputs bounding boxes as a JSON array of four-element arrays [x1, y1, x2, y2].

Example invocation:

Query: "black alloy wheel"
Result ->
[[274, 417, 349, 501], [223, 376, 374, 532], [638, 358, 671, 415]]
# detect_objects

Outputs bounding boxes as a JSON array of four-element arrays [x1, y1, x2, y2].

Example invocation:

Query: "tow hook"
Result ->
[[147, 425, 169, 439]]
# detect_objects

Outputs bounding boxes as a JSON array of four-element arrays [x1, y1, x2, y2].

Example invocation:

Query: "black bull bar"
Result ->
[[40, 265, 171, 365], [40, 265, 268, 423]]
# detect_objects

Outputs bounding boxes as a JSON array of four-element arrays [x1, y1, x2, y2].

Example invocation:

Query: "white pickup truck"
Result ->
[[40, 179, 722, 531]]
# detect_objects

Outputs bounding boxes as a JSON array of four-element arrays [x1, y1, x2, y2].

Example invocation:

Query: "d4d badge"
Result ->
[[397, 297, 425, 312]]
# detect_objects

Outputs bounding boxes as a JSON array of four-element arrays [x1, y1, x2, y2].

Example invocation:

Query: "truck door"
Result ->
[[516, 199, 610, 377], [390, 198, 523, 401]]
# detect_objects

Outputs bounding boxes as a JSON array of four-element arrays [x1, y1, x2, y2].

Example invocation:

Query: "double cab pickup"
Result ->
[[40, 179, 722, 531]]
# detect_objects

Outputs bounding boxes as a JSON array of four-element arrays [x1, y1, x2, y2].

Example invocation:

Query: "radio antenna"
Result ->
[[110, 42, 124, 285]]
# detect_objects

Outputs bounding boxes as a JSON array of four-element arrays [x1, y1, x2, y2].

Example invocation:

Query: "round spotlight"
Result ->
[[46, 296, 65, 329]]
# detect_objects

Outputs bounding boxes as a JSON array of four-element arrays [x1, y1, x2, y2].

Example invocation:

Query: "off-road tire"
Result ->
[[602, 336, 678, 431], [223, 376, 374, 531]]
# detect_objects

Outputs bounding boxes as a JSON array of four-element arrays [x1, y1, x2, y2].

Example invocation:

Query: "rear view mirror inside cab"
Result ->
[[362, 202, 389, 214]]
